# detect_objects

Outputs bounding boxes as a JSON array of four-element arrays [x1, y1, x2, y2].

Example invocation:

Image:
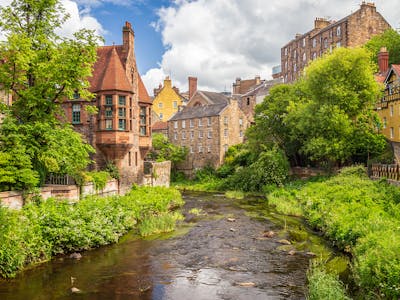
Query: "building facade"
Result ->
[[63, 22, 152, 190], [168, 86, 249, 176], [281, 2, 390, 83], [152, 76, 187, 122]]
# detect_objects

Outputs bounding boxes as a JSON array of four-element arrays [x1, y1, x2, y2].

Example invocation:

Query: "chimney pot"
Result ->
[[188, 76, 197, 99], [378, 47, 389, 75]]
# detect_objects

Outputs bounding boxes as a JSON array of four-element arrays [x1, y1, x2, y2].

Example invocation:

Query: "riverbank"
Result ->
[[0, 186, 184, 279], [268, 166, 400, 299]]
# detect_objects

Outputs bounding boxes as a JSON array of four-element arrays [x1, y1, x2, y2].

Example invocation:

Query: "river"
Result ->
[[0, 191, 347, 300]]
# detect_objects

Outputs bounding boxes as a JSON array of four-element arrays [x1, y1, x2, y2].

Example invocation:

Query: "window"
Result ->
[[284, 47, 288, 55], [182, 131, 186, 139], [336, 42, 341, 48], [239, 118, 243, 127], [293, 49, 297, 59], [198, 118, 203, 127], [324, 38, 328, 49], [105, 107, 112, 118], [240, 131, 243, 137], [198, 145, 203, 153], [285, 61, 288, 71], [118, 119, 126, 131], [173, 101, 178, 109], [208, 131, 212, 139], [159, 113, 163, 119], [182, 120, 186, 128], [105, 119, 112, 130], [336, 26, 341, 36], [190, 146, 194, 153], [174, 132, 177, 140], [73, 91, 80, 99], [72, 104, 81, 124], [303, 53, 307, 62], [119, 95, 126, 106], [224, 144, 228, 153], [208, 117, 212, 126], [224, 128, 228, 137], [390, 105, 394, 117], [312, 52, 317, 60], [190, 131, 194, 139], [158, 102, 163, 108], [312, 38, 316, 48], [207, 146, 211, 153], [105, 95, 113, 105], [174, 121, 178, 129], [139, 106, 147, 136], [294, 63, 297, 72], [118, 108, 126, 117], [224, 116, 228, 124], [383, 117, 387, 129], [190, 119, 194, 128], [302, 38, 306, 47], [390, 127, 394, 139], [199, 131, 203, 138], [246, 98, 250, 105]]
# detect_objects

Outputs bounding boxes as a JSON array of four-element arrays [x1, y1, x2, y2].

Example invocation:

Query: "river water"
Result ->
[[0, 192, 345, 300]]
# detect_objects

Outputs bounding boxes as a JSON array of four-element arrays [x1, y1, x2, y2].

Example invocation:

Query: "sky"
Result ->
[[0, 0, 399, 95]]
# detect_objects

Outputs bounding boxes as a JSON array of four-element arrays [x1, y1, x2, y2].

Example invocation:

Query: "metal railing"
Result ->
[[370, 164, 400, 181], [46, 174, 76, 185]]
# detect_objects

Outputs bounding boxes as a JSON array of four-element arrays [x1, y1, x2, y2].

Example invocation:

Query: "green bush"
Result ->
[[0, 186, 184, 278]]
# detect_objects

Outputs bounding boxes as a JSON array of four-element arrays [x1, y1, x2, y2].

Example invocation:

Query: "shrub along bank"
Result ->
[[0, 186, 184, 278], [268, 166, 400, 299]]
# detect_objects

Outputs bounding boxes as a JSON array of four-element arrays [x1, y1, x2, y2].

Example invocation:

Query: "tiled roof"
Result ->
[[383, 65, 400, 84], [89, 46, 132, 93], [138, 75, 152, 103], [392, 65, 400, 77], [152, 121, 168, 130], [169, 103, 227, 121]]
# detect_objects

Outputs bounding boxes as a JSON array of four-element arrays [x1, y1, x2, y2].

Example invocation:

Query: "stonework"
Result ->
[[281, 2, 391, 83], [142, 161, 172, 187], [62, 22, 152, 189], [168, 88, 249, 176]]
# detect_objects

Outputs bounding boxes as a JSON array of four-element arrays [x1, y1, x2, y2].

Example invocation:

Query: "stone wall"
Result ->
[[0, 180, 119, 210], [142, 161, 171, 187]]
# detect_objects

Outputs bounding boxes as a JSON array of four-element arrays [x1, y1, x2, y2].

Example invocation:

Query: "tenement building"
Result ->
[[168, 80, 249, 176], [375, 48, 400, 161], [63, 22, 152, 190], [281, 2, 390, 83]]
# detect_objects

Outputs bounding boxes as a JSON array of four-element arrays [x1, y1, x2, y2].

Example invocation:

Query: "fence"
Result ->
[[370, 164, 400, 181]]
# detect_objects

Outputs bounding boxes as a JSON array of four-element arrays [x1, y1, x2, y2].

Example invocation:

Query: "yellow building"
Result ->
[[152, 76, 186, 121]]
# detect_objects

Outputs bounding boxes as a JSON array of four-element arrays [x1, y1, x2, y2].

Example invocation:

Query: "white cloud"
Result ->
[[142, 0, 400, 94]]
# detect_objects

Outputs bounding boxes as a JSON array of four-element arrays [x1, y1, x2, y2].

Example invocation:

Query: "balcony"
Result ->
[[96, 131, 134, 160]]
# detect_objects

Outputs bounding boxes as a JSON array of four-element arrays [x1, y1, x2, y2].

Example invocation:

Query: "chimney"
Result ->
[[188, 76, 197, 99], [314, 17, 330, 30], [378, 47, 389, 75], [123, 21, 135, 52], [255, 75, 261, 85], [164, 76, 172, 88]]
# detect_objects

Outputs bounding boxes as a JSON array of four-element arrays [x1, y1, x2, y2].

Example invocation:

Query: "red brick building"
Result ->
[[281, 2, 390, 83], [63, 22, 152, 190]]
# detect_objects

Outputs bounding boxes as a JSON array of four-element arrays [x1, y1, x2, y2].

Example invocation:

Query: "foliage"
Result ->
[[269, 166, 400, 298], [223, 147, 290, 192], [307, 263, 351, 300], [364, 29, 400, 67], [85, 171, 110, 191], [148, 133, 188, 168], [104, 161, 120, 180], [0, 186, 184, 278], [0, 117, 94, 185], [248, 47, 385, 167]]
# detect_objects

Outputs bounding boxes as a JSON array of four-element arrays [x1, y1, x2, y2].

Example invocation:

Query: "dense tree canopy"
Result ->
[[364, 29, 400, 66], [248, 47, 386, 167], [0, 0, 101, 190]]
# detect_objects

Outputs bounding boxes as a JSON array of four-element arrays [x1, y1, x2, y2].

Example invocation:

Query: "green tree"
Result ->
[[364, 29, 400, 66], [0, 0, 100, 123], [148, 133, 188, 168], [0, 0, 100, 189]]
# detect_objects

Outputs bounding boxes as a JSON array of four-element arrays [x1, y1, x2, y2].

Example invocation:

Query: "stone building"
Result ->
[[281, 2, 390, 83], [63, 22, 152, 190], [375, 48, 400, 161], [235, 78, 283, 123], [152, 76, 188, 122], [168, 81, 249, 176]]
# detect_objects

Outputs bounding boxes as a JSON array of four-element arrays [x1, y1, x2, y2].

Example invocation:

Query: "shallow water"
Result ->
[[0, 191, 347, 300]]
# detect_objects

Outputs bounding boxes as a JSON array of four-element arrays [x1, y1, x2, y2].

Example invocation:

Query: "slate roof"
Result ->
[[89, 46, 132, 93], [242, 78, 283, 97], [169, 103, 227, 121], [195, 90, 230, 105]]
